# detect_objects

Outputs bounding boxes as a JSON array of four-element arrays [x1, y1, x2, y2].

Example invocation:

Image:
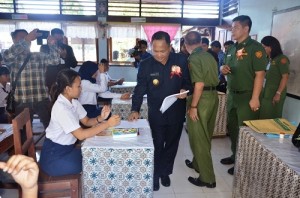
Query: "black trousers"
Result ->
[[150, 122, 184, 179]]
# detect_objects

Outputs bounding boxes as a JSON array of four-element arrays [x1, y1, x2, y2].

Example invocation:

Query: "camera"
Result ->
[[36, 30, 50, 45]]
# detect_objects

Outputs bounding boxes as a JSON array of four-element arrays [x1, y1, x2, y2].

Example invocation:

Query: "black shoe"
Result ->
[[185, 159, 199, 173], [228, 167, 234, 175], [188, 177, 216, 188], [153, 177, 160, 191], [161, 175, 171, 187], [220, 157, 235, 165], [185, 159, 193, 169]]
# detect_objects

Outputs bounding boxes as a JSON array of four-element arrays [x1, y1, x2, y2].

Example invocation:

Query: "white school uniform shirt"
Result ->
[[95, 71, 123, 99], [45, 94, 87, 145], [0, 83, 10, 108], [78, 79, 107, 105]]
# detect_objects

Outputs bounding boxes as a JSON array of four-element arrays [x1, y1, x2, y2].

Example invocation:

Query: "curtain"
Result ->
[[142, 24, 180, 42], [109, 25, 140, 38], [16, 21, 61, 32], [64, 23, 97, 39]]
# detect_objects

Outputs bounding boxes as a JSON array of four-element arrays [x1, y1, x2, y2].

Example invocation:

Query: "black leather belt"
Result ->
[[231, 90, 252, 94], [203, 86, 217, 91]]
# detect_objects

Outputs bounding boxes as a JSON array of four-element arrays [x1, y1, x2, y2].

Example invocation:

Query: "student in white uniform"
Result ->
[[96, 59, 130, 99], [0, 66, 10, 123], [39, 69, 121, 176], [78, 61, 107, 118]]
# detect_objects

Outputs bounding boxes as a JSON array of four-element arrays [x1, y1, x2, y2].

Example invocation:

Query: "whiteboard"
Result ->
[[271, 6, 300, 99]]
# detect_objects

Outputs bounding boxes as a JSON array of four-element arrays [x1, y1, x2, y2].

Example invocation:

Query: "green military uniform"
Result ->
[[187, 47, 219, 183], [225, 36, 268, 160], [260, 54, 289, 119]]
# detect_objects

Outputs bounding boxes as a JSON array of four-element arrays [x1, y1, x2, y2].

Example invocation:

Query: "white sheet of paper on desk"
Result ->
[[117, 119, 150, 128], [160, 90, 189, 113]]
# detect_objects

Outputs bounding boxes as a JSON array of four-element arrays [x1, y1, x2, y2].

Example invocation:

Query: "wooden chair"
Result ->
[[12, 108, 81, 198]]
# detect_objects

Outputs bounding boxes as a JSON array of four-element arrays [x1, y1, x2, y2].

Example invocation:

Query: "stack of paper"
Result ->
[[243, 118, 296, 135], [160, 90, 189, 113]]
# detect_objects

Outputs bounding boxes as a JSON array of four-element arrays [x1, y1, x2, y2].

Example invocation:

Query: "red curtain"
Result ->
[[142, 25, 180, 42]]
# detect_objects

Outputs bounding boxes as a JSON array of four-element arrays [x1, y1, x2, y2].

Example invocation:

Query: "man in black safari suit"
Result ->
[[128, 31, 192, 191]]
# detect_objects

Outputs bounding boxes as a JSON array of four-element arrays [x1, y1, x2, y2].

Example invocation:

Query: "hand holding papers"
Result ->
[[160, 90, 189, 113]]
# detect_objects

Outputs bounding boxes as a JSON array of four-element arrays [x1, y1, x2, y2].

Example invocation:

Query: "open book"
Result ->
[[160, 90, 189, 113]]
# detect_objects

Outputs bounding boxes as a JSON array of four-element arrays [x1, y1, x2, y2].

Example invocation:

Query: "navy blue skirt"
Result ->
[[39, 138, 82, 176]]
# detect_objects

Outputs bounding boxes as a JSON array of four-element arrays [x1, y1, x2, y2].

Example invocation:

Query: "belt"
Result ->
[[231, 90, 252, 94], [203, 86, 217, 91]]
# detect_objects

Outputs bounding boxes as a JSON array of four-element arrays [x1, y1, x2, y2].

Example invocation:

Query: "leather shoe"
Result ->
[[161, 175, 171, 187], [220, 157, 235, 165], [153, 177, 160, 191], [185, 159, 199, 173], [188, 177, 216, 188], [228, 167, 234, 175]]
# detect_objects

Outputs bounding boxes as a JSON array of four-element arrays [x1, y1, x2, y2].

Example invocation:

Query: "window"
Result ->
[[109, 25, 140, 62], [108, 24, 181, 63], [16, 0, 60, 14], [108, 0, 139, 17], [222, 0, 238, 17], [62, 0, 96, 15], [183, 0, 219, 19], [0, 0, 14, 13], [0, 0, 96, 16], [141, 0, 182, 18]]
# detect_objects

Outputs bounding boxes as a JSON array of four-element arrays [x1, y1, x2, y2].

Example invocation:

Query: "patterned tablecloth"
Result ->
[[111, 98, 148, 120], [81, 127, 154, 198], [213, 93, 227, 137], [110, 82, 137, 94], [233, 127, 300, 198]]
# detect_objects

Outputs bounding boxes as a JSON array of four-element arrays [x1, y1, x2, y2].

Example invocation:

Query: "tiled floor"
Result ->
[[0, 128, 233, 198], [153, 129, 233, 198]]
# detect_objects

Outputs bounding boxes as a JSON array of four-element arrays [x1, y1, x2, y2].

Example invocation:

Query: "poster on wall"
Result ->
[[271, 6, 300, 99]]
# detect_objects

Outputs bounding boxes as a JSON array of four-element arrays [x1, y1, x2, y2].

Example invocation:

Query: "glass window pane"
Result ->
[[16, 0, 60, 14]]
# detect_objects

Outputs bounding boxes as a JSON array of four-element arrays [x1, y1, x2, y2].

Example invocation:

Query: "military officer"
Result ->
[[260, 36, 289, 119], [128, 31, 192, 191], [220, 15, 268, 175], [184, 31, 219, 188]]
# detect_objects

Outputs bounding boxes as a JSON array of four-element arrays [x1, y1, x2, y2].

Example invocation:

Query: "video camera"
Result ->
[[36, 30, 50, 45]]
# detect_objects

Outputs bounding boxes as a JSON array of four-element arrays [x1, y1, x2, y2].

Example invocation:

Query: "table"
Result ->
[[233, 127, 300, 198], [81, 126, 154, 198], [213, 93, 227, 137], [0, 124, 13, 153], [111, 97, 148, 120], [110, 82, 137, 94]]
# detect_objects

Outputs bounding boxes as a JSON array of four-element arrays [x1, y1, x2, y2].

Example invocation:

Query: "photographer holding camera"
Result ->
[[3, 28, 60, 128], [44, 28, 78, 93]]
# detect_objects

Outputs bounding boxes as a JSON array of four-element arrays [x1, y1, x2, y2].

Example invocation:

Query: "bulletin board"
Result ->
[[271, 6, 300, 99]]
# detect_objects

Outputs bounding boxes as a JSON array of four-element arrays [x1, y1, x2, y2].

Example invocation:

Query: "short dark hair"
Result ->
[[210, 40, 221, 48], [233, 15, 252, 32], [261, 36, 283, 59], [0, 66, 10, 75], [51, 28, 64, 36], [224, 40, 234, 46], [151, 31, 171, 45], [201, 37, 209, 46], [100, 58, 109, 64], [139, 40, 148, 46], [10, 29, 28, 39], [184, 31, 201, 46]]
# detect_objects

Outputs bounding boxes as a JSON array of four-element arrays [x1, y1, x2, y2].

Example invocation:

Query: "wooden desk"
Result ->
[[81, 125, 154, 198], [233, 127, 300, 198], [0, 124, 13, 153]]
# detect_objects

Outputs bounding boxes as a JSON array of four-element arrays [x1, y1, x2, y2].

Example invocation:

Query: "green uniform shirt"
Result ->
[[225, 36, 268, 91], [265, 54, 289, 93], [188, 47, 219, 86]]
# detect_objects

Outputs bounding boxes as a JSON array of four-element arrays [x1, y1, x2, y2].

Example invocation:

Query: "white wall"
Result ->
[[239, 0, 300, 123]]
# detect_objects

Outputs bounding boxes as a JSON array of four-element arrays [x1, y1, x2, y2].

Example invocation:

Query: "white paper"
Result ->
[[116, 119, 150, 128], [160, 90, 189, 113]]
